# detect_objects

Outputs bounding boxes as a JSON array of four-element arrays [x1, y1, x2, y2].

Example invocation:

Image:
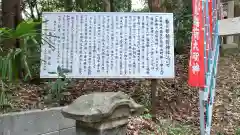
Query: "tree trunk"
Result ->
[[75, 0, 85, 11], [148, 0, 165, 12], [1, 0, 22, 49], [110, 0, 115, 12], [1, 0, 23, 78], [2, 0, 22, 30], [64, 0, 73, 11], [103, 0, 111, 12]]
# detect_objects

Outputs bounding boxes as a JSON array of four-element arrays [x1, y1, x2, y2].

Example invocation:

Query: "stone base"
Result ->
[[222, 43, 238, 49], [75, 124, 127, 135], [61, 92, 144, 135]]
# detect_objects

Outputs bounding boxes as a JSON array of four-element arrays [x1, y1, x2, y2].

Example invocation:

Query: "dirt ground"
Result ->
[[2, 50, 240, 135]]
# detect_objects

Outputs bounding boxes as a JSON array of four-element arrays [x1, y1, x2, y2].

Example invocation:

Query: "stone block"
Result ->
[[62, 91, 144, 135], [59, 115, 75, 129]]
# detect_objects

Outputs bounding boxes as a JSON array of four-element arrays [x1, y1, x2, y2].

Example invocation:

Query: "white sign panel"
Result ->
[[40, 12, 174, 78]]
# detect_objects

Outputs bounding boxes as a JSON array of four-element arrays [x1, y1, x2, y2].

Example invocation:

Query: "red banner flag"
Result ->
[[188, 0, 205, 87]]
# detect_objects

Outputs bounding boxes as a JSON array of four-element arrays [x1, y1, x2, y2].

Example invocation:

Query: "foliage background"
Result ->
[[2, 0, 240, 135]]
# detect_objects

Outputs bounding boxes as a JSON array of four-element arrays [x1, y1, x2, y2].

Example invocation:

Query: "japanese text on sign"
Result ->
[[188, 0, 205, 87], [40, 12, 175, 78]]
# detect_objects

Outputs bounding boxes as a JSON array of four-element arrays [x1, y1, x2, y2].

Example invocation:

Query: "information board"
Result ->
[[40, 12, 174, 78]]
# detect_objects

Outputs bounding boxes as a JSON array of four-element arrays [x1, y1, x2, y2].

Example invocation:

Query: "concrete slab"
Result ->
[[0, 115, 4, 134], [0, 107, 75, 135], [59, 127, 76, 135], [1, 110, 59, 135], [42, 131, 59, 135]]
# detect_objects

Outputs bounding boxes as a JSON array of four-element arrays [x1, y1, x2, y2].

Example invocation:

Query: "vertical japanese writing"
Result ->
[[191, 0, 201, 75], [131, 16, 136, 75], [66, 15, 70, 70], [47, 19, 53, 68], [146, 16, 150, 75], [119, 16, 123, 75], [96, 15, 101, 73], [69, 15, 74, 73], [79, 14, 83, 75], [75, 14, 79, 74], [188, 0, 205, 87], [57, 16, 61, 66], [75, 15, 78, 55], [136, 16, 141, 74], [43, 47, 47, 70], [106, 15, 110, 74], [88, 15, 92, 75], [61, 15, 66, 69], [140, 16, 145, 74], [53, 19, 56, 54], [110, 16, 114, 72], [165, 19, 170, 67], [127, 16, 132, 75], [150, 16, 154, 71], [115, 15, 119, 74], [128, 16, 133, 75], [83, 15, 88, 74], [42, 16, 48, 71], [93, 15, 97, 71], [101, 16, 105, 73], [155, 16, 159, 71], [124, 16, 128, 75], [159, 17, 164, 75]]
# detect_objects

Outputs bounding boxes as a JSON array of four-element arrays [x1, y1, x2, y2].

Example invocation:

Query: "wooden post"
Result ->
[[150, 79, 157, 122], [148, 0, 165, 122], [226, 1, 234, 43]]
